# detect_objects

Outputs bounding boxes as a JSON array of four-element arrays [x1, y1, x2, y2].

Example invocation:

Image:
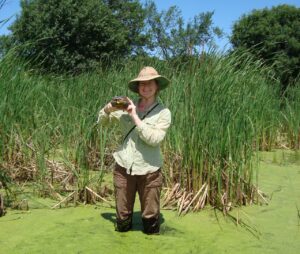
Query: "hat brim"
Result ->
[[128, 75, 170, 93]]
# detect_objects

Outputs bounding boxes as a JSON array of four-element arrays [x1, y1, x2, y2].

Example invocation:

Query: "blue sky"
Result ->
[[153, 0, 300, 50], [1, 0, 299, 50]]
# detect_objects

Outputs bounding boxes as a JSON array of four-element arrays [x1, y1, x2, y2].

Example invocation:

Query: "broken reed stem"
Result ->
[[162, 183, 211, 215], [47, 182, 63, 201], [162, 183, 180, 207], [181, 183, 207, 215], [162, 182, 268, 215], [85, 187, 114, 207], [51, 191, 76, 209]]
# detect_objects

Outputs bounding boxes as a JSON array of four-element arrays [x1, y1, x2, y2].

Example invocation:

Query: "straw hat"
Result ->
[[128, 66, 170, 93]]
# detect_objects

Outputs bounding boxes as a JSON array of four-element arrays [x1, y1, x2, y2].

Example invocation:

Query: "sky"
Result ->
[[0, 0, 299, 50]]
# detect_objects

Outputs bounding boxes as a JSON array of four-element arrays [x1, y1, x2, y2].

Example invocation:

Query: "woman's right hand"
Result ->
[[104, 102, 117, 114]]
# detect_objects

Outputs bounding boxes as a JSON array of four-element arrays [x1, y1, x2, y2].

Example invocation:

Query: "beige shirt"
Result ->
[[97, 100, 171, 175]]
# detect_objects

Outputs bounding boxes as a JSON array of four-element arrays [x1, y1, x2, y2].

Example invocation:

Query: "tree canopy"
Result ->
[[144, 0, 222, 60], [5, 0, 146, 72], [230, 4, 300, 90], [0, 0, 222, 72]]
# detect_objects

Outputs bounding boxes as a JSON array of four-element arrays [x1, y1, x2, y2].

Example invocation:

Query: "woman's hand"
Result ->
[[104, 102, 118, 114], [125, 97, 137, 117], [126, 97, 142, 126]]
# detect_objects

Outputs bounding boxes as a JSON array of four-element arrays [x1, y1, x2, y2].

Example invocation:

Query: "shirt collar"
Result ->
[[136, 98, 159, 113]]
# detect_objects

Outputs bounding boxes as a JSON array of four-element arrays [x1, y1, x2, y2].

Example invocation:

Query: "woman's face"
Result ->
[[138, 80, 158, 99]]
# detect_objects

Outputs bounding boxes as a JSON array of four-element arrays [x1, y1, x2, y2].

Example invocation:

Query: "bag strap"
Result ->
[[123, 103, 159, 143]]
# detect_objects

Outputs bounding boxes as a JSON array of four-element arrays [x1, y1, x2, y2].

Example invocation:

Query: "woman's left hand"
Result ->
[[125, 97, 137, 117], [126, 97, 142, 126]]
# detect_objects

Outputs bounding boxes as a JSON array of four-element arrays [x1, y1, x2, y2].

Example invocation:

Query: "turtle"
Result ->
[[110, 96, 130, 109]]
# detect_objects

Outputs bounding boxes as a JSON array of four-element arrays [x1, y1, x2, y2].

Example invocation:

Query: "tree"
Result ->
[[6, 0, 146, 73], [144, 0, 222, 60], [231, 5, 300, 90], [102, 0, 149, 55]]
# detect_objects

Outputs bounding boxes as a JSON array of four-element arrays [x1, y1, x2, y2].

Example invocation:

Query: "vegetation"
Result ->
[[161, 52, 281, 213], [231, 5, 300, 91], [0, 1, 299, 215], [1, 150, 300, 253], [0, 0, 147, 73], [0, 49, 299, 213], [144, 0, 222, 59], [0, 0, 222, 72], [282, 81, 300, 149]]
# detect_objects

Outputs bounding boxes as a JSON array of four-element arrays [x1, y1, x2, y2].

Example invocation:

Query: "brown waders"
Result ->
[[113, 163, 163, 234]]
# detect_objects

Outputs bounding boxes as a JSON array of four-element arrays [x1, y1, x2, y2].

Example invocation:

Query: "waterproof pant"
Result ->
[[113, 163, 163, 234]]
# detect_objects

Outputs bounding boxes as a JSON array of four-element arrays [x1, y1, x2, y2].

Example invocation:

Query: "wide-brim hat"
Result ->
[[128, 66, 170, 93]]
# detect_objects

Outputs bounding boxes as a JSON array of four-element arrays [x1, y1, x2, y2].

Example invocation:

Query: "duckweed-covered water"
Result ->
[[1, 150, 299, 254]]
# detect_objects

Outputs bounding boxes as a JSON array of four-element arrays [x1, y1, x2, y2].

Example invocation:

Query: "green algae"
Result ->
[[1, 151, 300, 254]]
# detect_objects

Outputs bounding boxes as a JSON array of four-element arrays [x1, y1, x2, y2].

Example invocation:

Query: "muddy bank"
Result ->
[[0, 150, 299, 254]]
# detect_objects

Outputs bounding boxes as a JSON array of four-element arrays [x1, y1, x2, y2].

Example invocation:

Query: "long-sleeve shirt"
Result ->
[[97, 100, 171, 175]]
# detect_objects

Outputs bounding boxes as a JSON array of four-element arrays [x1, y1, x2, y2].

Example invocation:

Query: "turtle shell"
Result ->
[[111, 96, 129, 109]]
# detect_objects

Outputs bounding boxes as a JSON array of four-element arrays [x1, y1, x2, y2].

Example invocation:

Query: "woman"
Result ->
[[97, 66, 171, 234]]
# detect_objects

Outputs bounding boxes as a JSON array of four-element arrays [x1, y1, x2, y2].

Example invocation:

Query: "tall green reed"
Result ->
[[0, 49, 297, 209], [281, 82, 300, 149], [161, 52, 280, 207]]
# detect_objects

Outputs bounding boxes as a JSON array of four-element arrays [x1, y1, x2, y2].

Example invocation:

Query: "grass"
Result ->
[[0, 49, 299, 212]]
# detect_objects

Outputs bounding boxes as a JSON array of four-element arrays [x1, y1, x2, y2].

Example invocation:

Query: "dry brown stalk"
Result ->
[[182, 183, 207, 215], [178, 191, 187, 215], [257, 189, 269, 204], [175, 189, 184, 199], [162, 182, 212, 214], [85, 187, 113, 207], [162, 183, 180, 207], [193, 201, 201, 211], [163, 199, 178, 209], [194, 184, 208, 211], [162, 190, 171, 205], [47, 182, 63, 201], [221, 192, 227, 214], [51, 191, 76, 209], [61, 173, 73, 185], [183, 197, 192, 207]]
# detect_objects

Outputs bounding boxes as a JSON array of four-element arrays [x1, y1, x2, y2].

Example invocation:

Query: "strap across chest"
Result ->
[[123, 103, 159, 143]]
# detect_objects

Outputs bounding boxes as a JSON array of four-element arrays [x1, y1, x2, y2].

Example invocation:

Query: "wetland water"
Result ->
[[0, 150, 299, 254]]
